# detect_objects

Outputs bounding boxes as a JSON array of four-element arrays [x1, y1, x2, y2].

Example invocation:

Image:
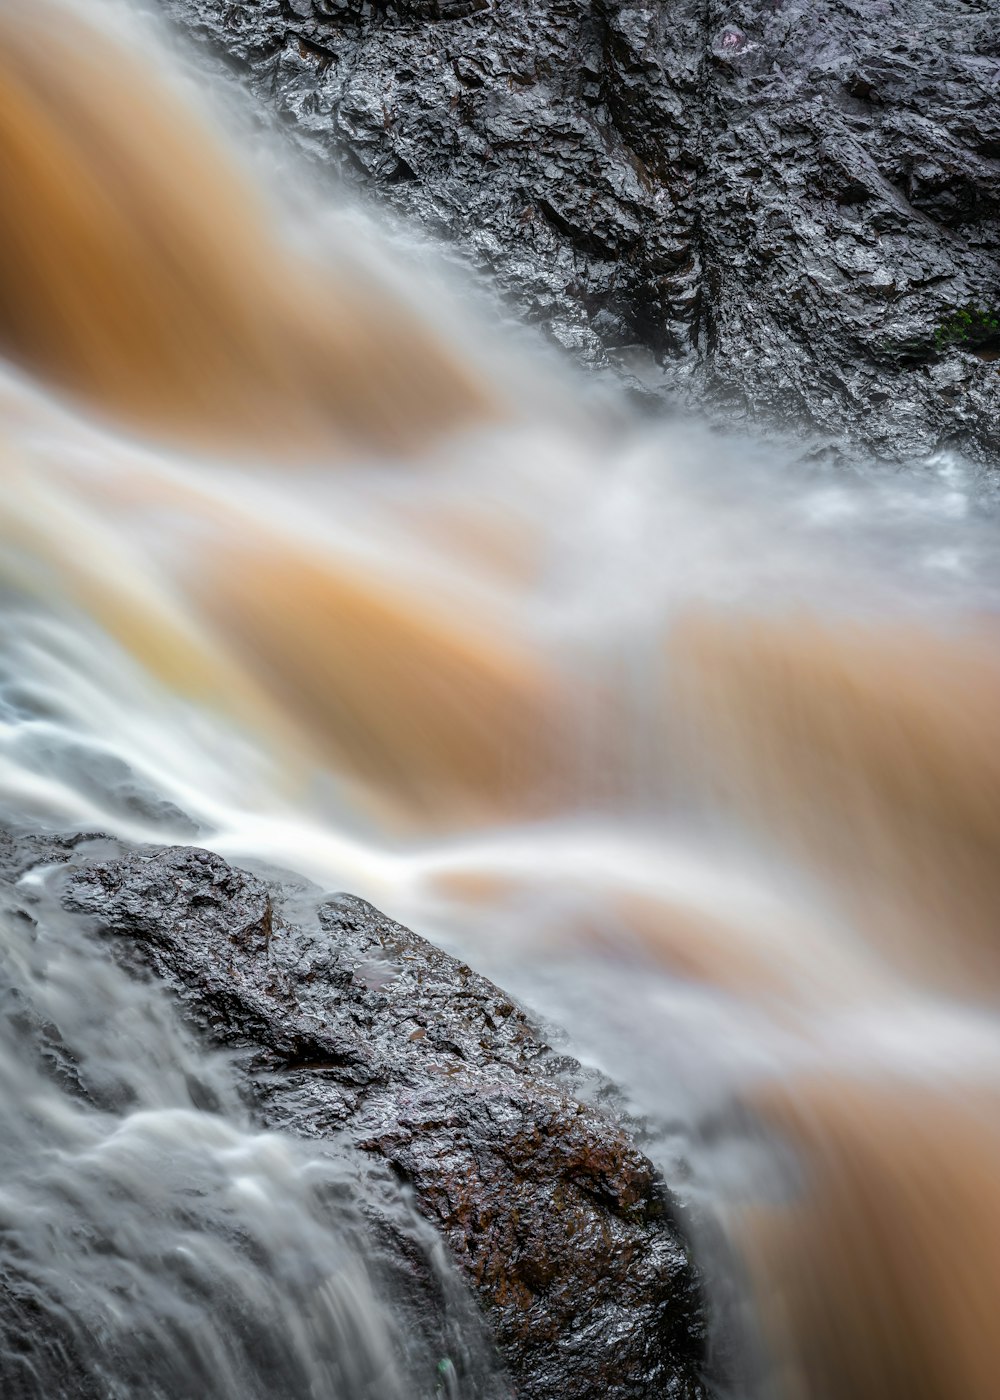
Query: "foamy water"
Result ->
[[2, 2, 1000, 1397]]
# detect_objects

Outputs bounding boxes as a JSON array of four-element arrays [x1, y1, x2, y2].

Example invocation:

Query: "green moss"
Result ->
[[931, 304, 1000, 352], [880, 303, 1000, 365]]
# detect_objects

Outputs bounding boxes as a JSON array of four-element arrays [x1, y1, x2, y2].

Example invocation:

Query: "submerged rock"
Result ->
[[0, 832, 707, 1399], [158, 0, 1000, 462]]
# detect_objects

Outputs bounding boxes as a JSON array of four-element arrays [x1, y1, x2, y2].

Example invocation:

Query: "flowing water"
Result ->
[[2, 0, 1000, 1396]]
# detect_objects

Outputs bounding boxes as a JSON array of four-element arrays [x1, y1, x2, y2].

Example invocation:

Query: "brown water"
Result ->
[[2, 2, 1000, 1396]]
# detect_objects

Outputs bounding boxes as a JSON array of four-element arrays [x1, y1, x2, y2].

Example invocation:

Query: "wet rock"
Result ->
[[157, 0, 1000, 461], [2, 834, 707, 1400]]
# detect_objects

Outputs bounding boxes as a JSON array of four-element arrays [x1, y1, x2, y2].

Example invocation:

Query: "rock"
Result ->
[[1, 832, 707, 1399], [156, 0, 1000, 462], [0, 832, 506, 1400]]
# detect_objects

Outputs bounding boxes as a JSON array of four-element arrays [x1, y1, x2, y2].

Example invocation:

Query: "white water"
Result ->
[[3, 2, 1000, 1397]]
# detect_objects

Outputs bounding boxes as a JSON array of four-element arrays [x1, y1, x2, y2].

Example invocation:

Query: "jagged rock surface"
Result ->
[[1, 833, 707, 1400], [156, 0, 1000, 462]]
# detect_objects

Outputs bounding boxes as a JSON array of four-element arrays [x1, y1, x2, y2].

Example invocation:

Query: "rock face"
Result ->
[[156, 0, 1000, 462], [1, 834, 707, 1399]]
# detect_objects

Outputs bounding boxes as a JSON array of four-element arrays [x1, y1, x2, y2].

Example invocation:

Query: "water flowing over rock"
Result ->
[[158, 0, 1000, 462], [0, 831, 707, 1400]]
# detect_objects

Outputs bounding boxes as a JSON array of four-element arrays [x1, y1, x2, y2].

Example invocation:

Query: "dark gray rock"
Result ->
[[155, 0, 1000, 462], [3, 834, 707, 1399], [692, 0, 1000, 462]]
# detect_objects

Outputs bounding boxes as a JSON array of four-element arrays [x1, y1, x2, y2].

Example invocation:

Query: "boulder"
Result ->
[[0, 832, 707, 1399]]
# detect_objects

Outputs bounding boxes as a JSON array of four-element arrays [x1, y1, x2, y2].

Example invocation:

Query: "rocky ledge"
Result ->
[[157, 0, 1000, 463], [0, 831, 707, 1399]]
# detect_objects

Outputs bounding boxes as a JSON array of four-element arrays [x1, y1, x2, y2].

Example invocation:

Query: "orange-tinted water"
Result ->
[[2, 4, 1000, 1396]]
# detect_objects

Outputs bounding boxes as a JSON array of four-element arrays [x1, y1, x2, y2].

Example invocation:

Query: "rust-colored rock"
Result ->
[[48, 839, 707, 1399]]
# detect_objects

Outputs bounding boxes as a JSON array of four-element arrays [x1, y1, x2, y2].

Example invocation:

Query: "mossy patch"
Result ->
[[932, 305, 1000, 352], [880, 304, 1000, 365]]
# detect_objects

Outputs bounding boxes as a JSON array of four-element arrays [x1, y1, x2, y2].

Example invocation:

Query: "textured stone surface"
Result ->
[[0, 833, 708, 1399], [157, 0, 1000, 461]]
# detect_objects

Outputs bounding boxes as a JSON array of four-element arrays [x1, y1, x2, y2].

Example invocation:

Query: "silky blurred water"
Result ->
[[3, 1, 1000, 1397]]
